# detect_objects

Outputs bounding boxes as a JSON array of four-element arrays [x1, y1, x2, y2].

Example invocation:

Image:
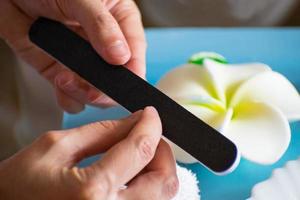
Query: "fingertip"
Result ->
[[143, 106, 160, 119], [55, 87, 85, 114], [57, 95, 85, 114], [68, 0, 131, 65], [89, 95, 118, 108], [125, 58, 146, 79], [105, 40, 131, 65], [140, 106, 162, 135]]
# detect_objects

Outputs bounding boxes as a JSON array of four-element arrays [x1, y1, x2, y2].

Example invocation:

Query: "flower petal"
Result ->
[[204, 59, 271, 103], [230, 71, 300, 121], [156, 63, 223, 108], [226, 101, 290, 164]]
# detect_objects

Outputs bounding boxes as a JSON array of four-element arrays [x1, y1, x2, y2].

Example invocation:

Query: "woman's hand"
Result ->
[[0, 107, 178, 200], [0, 0, 146, 113]]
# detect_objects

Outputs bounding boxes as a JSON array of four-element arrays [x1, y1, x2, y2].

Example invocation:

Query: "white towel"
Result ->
[[173, 165, 201, 200]]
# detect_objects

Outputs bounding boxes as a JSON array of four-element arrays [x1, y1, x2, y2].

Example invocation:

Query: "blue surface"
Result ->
[[64, 28, 300, 200]]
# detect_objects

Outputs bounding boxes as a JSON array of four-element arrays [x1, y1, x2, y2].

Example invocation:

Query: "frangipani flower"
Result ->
[[157, 52, 300, 165]]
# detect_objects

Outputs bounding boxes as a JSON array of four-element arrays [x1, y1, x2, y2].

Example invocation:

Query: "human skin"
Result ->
[[0, 0, 146, 113], [0, 107, 179, 200]]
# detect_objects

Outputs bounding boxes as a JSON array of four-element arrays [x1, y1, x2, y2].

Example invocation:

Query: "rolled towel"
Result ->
[[172, 164, 200, 200]]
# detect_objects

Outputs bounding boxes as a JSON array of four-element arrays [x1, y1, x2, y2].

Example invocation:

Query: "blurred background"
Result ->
[[135, 0, 300, 27]]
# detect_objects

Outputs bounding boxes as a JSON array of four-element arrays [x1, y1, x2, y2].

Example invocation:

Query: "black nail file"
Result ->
[[29, 17, 239, 174]]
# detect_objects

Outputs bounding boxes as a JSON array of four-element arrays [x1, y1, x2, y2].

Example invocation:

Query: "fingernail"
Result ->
[[56, 73, 77, 92], [144, 106, 158, 114], [88, 90, 104, 104], [96, 96, 114, 106], [90, 95, 104, 105], [107, 40, 129, 58]]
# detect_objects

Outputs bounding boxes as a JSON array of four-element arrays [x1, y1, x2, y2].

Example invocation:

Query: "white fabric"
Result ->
[[173, 164, 200, 200], [0, 40, 62, 160]]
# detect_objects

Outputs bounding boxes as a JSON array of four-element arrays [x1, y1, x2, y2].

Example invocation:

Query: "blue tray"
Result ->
[[64, 28, 300, 200]]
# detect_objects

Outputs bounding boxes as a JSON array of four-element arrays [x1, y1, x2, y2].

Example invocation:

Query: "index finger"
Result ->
[[87, 106, 162, 188], [111, 0, 147, 78]]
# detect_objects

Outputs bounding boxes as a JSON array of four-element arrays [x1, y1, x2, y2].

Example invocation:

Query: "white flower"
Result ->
[[157, 53, 300, 165]]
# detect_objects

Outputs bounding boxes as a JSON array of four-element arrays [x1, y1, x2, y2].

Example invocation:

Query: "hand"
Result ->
[[0, 0, 146, 113], [0, 107, 178, 200]]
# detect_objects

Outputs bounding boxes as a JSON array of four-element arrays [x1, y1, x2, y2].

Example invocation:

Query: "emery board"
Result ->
[[29, 17, 239, 174]]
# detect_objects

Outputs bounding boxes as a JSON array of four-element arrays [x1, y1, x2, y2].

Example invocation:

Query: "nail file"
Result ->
[[29, 17, 239, 174]]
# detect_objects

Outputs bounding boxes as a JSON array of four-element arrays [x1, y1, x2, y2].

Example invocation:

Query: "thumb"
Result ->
[[85, 106, 162, 188], [63, 0, 131, 65]]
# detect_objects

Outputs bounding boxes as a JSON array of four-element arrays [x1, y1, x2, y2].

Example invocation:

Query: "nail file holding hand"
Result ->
[[29, 17, 239, 174]]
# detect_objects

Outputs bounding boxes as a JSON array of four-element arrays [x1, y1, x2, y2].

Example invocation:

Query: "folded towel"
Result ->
[[173, 165, 200, 200]]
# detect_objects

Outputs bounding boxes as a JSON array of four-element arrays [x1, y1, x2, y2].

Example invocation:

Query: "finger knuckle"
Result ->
[[95, 175, 112, 196], [76, 171, 112, 200], [135, 135, 156, 162], [117, 0, 142, 21], [93, 12, 118, 34], [94, 11, 111, 25], [144, 195, 158, 200], [93, 120, 119, 131], [77, 185, 96, 200], [55, 0, 70, 18], [39, 131, 63, 147], [40, 0, 51, 10], [164, 175, 179, 199]]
